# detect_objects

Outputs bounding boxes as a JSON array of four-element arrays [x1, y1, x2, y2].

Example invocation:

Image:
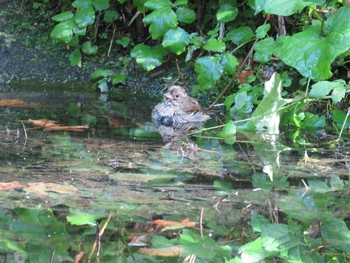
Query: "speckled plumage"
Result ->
[[152, 86, 210, 126]]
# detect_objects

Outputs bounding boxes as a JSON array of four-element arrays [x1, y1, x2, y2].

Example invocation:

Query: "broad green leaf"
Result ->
[[331, 108, 350, 127], [145, 0, 172, 10], [93, 0, 110, 11], [239, 237, 276, 262], [322, 216, 350, 253], [226, 26, 254, 45], [74, 6, 95, 28], [52, 11, 74, 22], [250, 73, 291, 134], [194, 56, 223, 89], [309, 81, 341, 98], [131, 44, 166, 71], [302, 113, 326, 128], [220, 120, 236, 144], [176, 7, 196, 24], [72, 0, 92, 8], [203, 38, 226, 52], [69, 48, 81, 66], [90, 70, 111, 79], [279, 8, 350, 80], [256, 0, 325, 16], [255, 24, 270, 39], [116, 36, 131, 47], [216, 4, 238, 23], [104, 10, 119, 22], [254, 37, 275, 62], [221, 52, 238, 74], [112, 73, 127, 84], [67, 211, 99, 225], [174, 0, 187, 7], [50, 20, 74, 42], [331, 85, 346, 104], [82, 41, 98, 55], [162, 27, 190, 55], [143, 8, 177, 39]]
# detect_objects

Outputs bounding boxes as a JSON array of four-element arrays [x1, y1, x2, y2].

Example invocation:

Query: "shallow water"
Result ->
[[0, 81, 349, 262]]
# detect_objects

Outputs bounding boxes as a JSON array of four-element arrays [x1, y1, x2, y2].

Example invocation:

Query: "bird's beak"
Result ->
[[164, 92, 173, 100]]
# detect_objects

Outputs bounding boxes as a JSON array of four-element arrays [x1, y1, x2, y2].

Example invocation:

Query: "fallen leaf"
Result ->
[[153, 218, 195, 231], [0, 181, 24, 190], [139, 246, 184, 257], [0, 99, 39, 107], [24, 182, 78, 196], [237, 69, 254, 84], [26, 119, 89, 132]]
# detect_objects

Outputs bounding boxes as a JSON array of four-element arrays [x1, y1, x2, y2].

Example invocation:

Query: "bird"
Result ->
[[152, 85, 210, 126]]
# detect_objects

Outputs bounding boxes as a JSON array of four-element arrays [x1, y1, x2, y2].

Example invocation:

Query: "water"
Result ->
[[0, 81, 349, 262]]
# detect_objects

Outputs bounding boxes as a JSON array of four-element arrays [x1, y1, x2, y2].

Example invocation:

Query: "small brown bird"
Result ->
[[152, 86, 210, 126]]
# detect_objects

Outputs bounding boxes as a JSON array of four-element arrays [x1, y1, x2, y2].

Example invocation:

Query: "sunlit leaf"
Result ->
[[116, 36, 131, 47], [254, 37, 275, 62], [279, 7, 350, 80], [144, 0, 172, 10], [194, 55, 223, 89], [143, 8, 177, 39], [67, 210, 99, 225], [173, 0, 187, 7], [52, 11, 74, 22], [176, 7, 196, 24], [203, 38, 226, 52], [239, 237, 276, 262], [250, 73, 291, 134], [255, 24, 271, 39], [162, 27, 190, 55], [221, 52, 238, 74], [216, 3, 238, 23], [131, 44, 167, 71], [226, 26, 254, 45], [74, 6, 95, 28], [50, 20, 74, 42], [255, 0, 325, 16]]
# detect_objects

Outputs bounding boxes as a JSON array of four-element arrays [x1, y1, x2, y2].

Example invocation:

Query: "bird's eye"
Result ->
[[175, 94, 179, 98]]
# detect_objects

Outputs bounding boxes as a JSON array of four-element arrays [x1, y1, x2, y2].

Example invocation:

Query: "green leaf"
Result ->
[[144, 0, 172, 10], [143, 8, 177, 39], [72, 0, 92, 9], [74, 6, 95, 28], [93, 0, 110, 10], [322, 216, 350, 253], [216, 3, 238, 23], [254, 37, 275, 62], [67, 210, 100, 226], [255, 24, 271, 39], [239, 237, 277, 262], [90, 69, 112, 79], [331, 85, 346, 104], [131, 44, 167, 71], [250, 73, 291, 134], [176, 7, 196, 24], [112, 73, 127, 84], [174, 0, 187, 7], [69, 48, 81, 66], [226, 26, 255, 45], [50, 20, 74, 42], [82, 41, 98, 55], [221, 52, 238, 74], [256, 0, 325, 16], [52, 11, 74, 22], [116, 36, 131, 47], [279, 7, 350, 80], [203, 38, 226, 52], [104, 10, 119, 23], [220, 120, 236, 144], [162, 27, 190, 55], [194, 56, 223, 89], [310, 81, 340, 98]]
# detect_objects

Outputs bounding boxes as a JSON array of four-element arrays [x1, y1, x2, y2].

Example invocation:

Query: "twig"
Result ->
[[199, 208, 204, 237], [21, 122, 28, 140]]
